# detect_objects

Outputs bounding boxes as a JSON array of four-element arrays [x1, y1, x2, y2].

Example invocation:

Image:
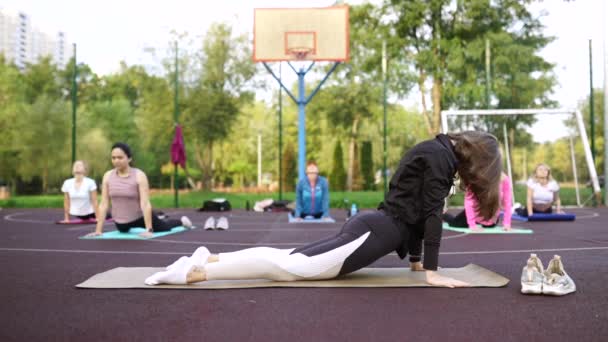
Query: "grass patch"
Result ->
[[0, 185, 597, 209]]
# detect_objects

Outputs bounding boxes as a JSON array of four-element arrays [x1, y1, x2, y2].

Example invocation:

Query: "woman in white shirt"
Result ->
[[516, 163, 563, 217], [61, 160, 99, 222]]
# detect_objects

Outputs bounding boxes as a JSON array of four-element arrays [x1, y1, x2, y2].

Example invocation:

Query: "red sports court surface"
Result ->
[[1, 208, 606, 341]]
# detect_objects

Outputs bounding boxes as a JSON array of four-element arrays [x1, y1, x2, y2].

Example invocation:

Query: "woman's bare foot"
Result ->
[[207, 254, 220, 263], [186, 266, 207, 283]]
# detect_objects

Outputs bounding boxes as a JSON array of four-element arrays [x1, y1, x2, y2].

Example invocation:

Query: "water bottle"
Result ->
[[350, 203, 358, 217]]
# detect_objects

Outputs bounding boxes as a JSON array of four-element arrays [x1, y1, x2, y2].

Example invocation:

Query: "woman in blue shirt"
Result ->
[[294, 161, 330, 220]]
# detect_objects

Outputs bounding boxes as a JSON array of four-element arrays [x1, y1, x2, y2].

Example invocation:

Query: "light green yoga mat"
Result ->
[[80, 227, 189, 240], [76, 264, 509, 289], [442, 223, 532, 234]]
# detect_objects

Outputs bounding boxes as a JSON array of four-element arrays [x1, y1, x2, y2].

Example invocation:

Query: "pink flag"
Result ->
[[171, 124, 186, 168]]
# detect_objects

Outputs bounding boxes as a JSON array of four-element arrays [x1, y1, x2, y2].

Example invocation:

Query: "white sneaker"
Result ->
[[180, 216, 193, 229], [216, 216, 229, 230], [204, 217, 215, 230], [542, 255, 576, 296], [521, 253, 544, 295]]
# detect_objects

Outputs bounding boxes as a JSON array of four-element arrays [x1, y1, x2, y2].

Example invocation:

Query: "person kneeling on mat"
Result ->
[[515, 163, 563, 217], [443, 172, 512, 231], [293, 161, 331, 221], [86, 142, 192, 238], [61, 160, 100, 222], [145, 131, 502, 288]]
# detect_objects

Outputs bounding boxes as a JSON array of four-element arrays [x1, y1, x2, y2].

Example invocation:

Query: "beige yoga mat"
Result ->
[[76, 264, 508, 289]]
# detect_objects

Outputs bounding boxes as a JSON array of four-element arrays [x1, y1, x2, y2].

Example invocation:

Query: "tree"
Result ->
[[282, 142, 297, 191], [360, 141, 374, 190], [331, 140, 346, 191], [573, 89, 605, 175], [182, 23, 257, 189], [16, 96, 70, 193], [21, 56, 62, 104], [307, 4, 399, 191], [0, 56, 25, 189], [384, 0, 557, 137]]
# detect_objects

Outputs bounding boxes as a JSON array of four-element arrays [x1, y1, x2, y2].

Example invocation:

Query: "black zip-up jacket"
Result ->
[[378, 134, 457, 270]]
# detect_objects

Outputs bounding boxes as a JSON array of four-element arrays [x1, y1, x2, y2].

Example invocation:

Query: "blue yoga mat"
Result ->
[[80, 227, 189, 240], [288, 213, 336, 223], [442, 223, 533, 234], [511, 213, 576, 222]]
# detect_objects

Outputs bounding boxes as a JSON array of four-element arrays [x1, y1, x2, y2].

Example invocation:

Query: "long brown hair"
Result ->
[[447, 131, 502, 220]]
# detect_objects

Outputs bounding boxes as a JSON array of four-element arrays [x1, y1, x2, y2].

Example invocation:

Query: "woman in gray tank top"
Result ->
[[86, 143, 193, 238]]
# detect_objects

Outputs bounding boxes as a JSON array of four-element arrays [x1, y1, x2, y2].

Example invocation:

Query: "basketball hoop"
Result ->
[[287, 47, 313, 60]]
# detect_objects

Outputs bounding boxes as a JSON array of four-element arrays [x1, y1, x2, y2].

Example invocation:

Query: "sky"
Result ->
[[1, 0, 606, 142]]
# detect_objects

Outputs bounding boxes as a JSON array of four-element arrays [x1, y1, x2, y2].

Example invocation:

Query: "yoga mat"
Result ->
[[76, 264, 508, 289], [288, 213, 336, 223], [79, 227, 188, 240], [56, 218, 113, 225], [442, 223, 533, 234], [511, 213, 576, 222]]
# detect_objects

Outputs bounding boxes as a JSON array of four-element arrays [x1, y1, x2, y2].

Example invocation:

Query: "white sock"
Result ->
[[190, 247, 211, 267], [166, 247, 210, 270], [145, 257, 194, 285], [166, 256, 189, 271]]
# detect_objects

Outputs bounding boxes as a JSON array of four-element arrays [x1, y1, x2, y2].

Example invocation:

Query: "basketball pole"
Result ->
[[604, 3, 608, 206], [173, 41, 179, 208], [278, 63, 283, 201], [263, 61, 341, 180], [382, 40, 388, 195], [589, 39, 595, 160], [71, 43, 77, 165]]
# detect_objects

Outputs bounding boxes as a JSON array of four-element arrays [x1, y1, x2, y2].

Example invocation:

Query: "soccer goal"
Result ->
[[441, 108, 602, 207]]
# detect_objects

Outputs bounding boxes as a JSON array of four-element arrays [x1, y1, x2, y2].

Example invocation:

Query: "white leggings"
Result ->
[[204, 232, 370, 282]]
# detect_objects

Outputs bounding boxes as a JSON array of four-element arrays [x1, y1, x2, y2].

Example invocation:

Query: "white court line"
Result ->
[[146, 239, 303, 246], [0, 247, 183, 255], [3, 212, 50, 224], [1, 245, 607, 256], [570, 212, 599, 219], [143, 232, 469, 246], [439, 245, 608, 255]]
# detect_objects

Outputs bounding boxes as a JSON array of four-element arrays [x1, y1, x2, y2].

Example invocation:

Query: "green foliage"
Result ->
[[180, 23, 257, 188], [0, 2, 572, 197], [331, 140, 347, 191], [572, 89, 605, 175], [282, 142, 297, 191], [384, 0, 557, 135], [16, 96, 70, 192], [360, 141, 374, 190]]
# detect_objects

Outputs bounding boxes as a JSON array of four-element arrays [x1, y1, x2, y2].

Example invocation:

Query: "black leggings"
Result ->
[[115, 215, 182, 233], [443, 210, 497, 228], [75, 212, 112, 220], [299, 212, 323, 219], [75, 213, 96, 220], [514, 207, 552, 217], [290, 210, 406, 276]]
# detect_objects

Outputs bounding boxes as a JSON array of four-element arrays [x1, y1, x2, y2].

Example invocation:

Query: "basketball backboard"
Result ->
[[253, 6, 349, 62]]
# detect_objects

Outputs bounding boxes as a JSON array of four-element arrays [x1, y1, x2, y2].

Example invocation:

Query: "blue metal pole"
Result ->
[[297, 68, 306, 181]]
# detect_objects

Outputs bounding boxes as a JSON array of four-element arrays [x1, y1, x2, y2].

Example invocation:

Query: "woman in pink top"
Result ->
[[86, 143, 192, 238], [443, 172, 512, 231]]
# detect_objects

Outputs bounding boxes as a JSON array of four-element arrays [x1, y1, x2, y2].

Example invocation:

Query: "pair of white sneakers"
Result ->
[[204, 216, 229, 230], [520, 253, 576, 296]]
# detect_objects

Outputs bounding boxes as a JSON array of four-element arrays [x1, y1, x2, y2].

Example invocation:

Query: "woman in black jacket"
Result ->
[[146, 131, 502, 288]]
